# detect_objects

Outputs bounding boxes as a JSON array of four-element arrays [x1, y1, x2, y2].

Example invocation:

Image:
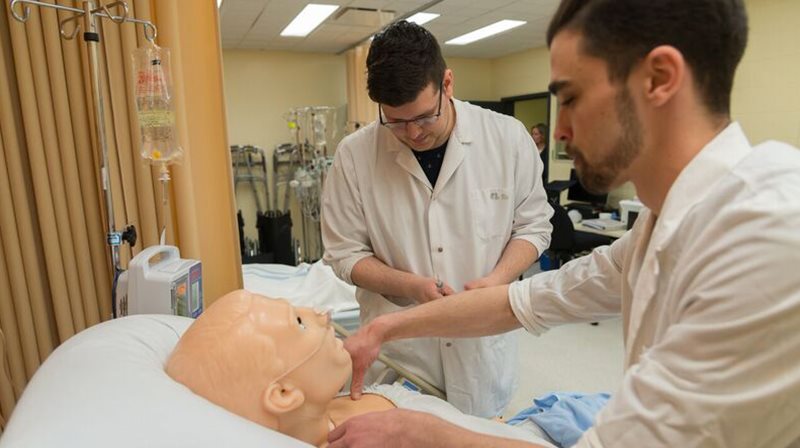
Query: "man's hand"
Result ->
[[408, 276, 455, 304], [344, 322, 385, 400], [464, 273, 504, 291], [327, 408, 544, 448], [326, 409, 427, 448]]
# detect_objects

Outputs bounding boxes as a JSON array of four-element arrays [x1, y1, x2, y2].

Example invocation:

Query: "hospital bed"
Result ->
[[242, 261, 361, 332], [0, 313, 552, 448], [0, 314, 309, 447], [0, 263, 439, 447]]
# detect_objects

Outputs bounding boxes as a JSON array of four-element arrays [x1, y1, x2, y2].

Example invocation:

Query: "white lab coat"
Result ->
[[510, 123, 800, 447], [322, 99, 553, 417]]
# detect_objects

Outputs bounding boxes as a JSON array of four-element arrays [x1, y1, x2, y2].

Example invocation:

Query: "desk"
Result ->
[[575, 223, 627, 239]]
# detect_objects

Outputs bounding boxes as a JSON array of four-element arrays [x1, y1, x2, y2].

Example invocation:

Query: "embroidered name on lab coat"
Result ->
[[490, 191, 509, 200]]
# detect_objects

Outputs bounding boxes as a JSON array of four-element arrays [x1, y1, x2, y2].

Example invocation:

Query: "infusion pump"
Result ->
[[115, 245, 203, 318]]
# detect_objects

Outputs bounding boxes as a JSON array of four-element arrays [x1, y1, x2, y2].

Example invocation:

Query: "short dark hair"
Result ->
[[546, 0, 748, 116], [366, 20, 447, 107]]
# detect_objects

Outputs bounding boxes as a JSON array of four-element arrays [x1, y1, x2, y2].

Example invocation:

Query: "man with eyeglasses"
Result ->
[[321, 20, 553, 418]]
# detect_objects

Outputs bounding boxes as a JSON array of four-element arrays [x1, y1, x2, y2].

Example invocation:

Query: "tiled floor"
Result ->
[[505, 319, 624, 417], [504, 263, 625, 417]]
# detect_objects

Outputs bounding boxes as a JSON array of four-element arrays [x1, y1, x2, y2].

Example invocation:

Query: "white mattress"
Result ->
[[242, 261, 360, 331]]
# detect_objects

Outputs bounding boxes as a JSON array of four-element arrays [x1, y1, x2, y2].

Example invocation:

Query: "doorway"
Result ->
[[505, 92, 551, 182]]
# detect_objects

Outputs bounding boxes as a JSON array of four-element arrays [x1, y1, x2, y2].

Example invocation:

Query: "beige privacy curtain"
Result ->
[[0, 0, 240, 429], [345, 41, 376, 130]]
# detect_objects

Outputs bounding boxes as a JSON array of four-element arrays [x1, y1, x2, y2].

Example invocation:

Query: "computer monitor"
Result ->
[[566, 169, 608, 205]]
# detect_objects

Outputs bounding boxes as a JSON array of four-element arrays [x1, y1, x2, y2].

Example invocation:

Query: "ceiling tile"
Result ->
[[220, 0, 559, 57]]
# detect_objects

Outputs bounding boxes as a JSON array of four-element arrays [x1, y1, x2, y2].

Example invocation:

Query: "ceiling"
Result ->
[[220, 0, 561, 59]]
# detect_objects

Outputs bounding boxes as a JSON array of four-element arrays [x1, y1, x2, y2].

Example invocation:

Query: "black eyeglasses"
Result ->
[[379, 83, 443, 131]]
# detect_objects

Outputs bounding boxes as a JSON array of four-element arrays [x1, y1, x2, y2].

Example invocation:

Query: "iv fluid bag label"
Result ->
[[136, 70, 168, 98], [137, 110, 175, 127]]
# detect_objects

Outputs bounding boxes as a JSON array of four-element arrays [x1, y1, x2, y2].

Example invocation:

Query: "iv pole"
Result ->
[[9, 0, 158, 315]]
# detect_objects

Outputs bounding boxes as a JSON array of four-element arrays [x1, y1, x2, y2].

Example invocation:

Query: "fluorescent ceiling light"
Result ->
[[407, 12, 440, 26], [280, 4, 339, 37], [445, 20, 526, 45]]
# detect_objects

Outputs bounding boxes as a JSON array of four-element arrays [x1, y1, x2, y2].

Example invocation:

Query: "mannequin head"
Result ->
[[166, 290, 351, 441]]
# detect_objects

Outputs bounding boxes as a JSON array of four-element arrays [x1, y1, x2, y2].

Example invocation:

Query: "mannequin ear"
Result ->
[[262, 382, 305, 415]]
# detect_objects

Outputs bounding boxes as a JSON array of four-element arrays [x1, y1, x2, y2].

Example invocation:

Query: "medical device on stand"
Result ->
[[115, 246, 202, 317], [284, 106, 338, 263], [8, 0, 161, 317], [113, 40, 203, 318]]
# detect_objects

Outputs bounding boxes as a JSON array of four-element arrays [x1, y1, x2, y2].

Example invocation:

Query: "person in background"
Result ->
[[320, 20, 553, 418], [332, 0, 800, 446], [531, 123, 549, 183]]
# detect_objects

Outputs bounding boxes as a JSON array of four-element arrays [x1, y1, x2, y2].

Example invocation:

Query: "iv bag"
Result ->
[[313, 112, 327, 147], [132, 43, 182, 164]]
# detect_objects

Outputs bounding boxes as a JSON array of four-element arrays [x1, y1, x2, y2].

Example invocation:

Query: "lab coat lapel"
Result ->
[[381, 126, 432, 189], [433, 99, 470, 196], [433, 138, 465, 196], [394, 148, 432, 189]]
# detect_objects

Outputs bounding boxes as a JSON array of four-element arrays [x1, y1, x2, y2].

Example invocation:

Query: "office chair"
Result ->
[[543, 179, 576, 203], [544, 200, 614, 268]]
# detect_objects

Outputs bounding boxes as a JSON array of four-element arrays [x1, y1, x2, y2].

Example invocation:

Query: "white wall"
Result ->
[[447, 57, 495, 101], [223, 50, 347, 155], [733, 0, 800, 147]]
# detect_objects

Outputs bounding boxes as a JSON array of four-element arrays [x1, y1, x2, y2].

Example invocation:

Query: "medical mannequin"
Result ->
[[167, 290, 551, 448], [166, 290, 390, 446]]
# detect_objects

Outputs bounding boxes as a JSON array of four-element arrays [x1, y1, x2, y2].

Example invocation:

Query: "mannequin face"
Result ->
[[266, 299, 352, 404], [166, 291, 352, 430]]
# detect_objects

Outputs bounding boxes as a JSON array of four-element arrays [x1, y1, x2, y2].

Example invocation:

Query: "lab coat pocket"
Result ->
[[471, 188, 511, 240]]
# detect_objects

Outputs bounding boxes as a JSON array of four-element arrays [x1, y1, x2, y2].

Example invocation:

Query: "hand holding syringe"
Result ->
[[410, 275, 454, 304]]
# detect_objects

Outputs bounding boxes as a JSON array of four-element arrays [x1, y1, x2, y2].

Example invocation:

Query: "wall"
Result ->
[[223, 50, 347, 156], [446, 57, 495, 101], [222, 50, 347, 248], [492, 46, 551, 99], [733, 0, 800, 147]]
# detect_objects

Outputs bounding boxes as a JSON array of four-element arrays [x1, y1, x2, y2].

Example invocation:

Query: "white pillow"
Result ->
[[0, 315, 309, 448]]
